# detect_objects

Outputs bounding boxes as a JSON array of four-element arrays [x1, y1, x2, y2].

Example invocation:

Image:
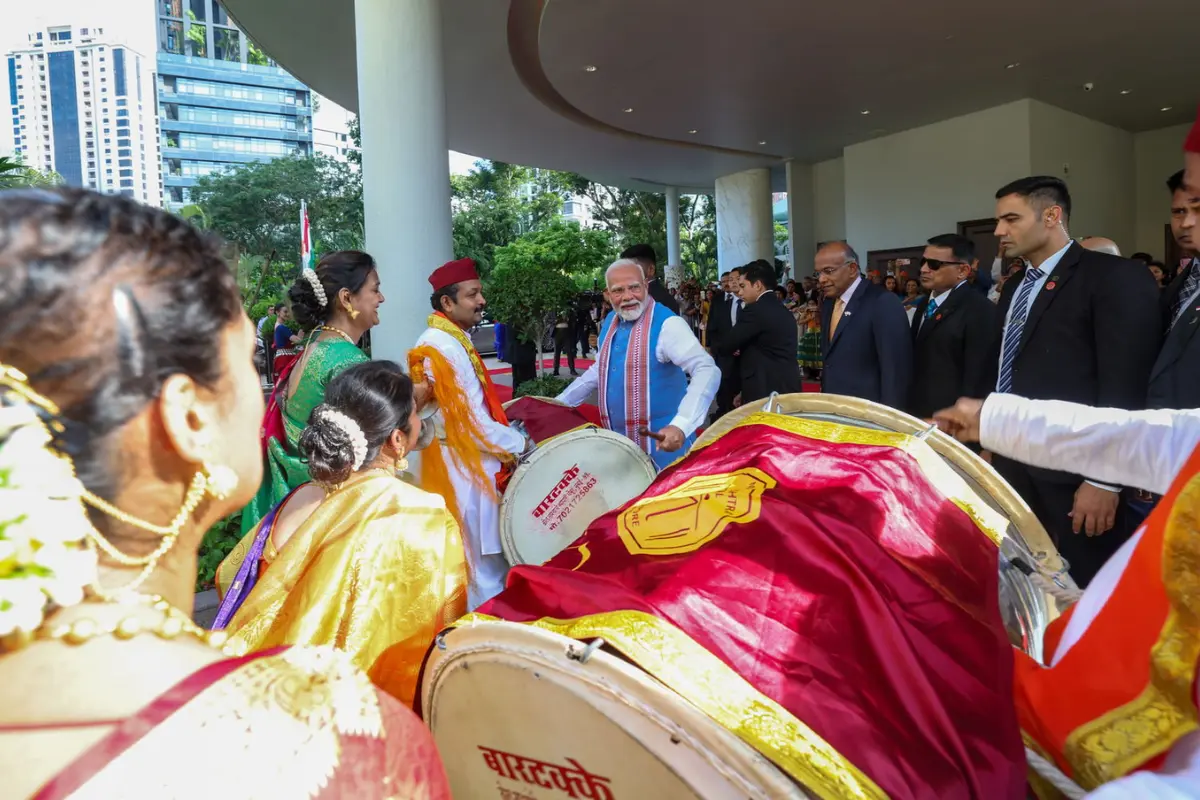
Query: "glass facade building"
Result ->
[[156, 0, 312, 208]]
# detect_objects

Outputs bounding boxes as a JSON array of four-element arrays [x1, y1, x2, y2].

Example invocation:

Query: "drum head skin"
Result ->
[[697, 393, 1071, 665], [422, 621, 810, 800], [501, 427, 657, 566]]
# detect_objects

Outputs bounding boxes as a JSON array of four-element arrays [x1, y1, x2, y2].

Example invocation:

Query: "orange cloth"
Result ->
[[1013, 442, 1200, 790]]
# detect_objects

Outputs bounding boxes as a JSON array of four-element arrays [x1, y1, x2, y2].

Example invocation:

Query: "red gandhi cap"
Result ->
[[428, 258, 479, 292]]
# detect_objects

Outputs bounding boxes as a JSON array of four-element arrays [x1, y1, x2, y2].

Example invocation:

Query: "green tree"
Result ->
[[492, 219, 615, 290], [184, 11, 207, 57], [189, 154, 362, 263], [0, 154, 62, 189], [450, 162, 568, 277], [560, 174, 668, 265], [681, 194, 717, 282]]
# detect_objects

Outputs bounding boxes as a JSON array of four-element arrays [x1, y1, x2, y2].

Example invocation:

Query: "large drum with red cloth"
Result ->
[[422, 395, 1069, 799], [500, 396, 657, 566]]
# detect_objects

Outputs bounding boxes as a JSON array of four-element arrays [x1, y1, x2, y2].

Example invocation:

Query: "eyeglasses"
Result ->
[[607, 282, 644, 298], [815, 262, 855, 277], [920, 257, 966, 270]]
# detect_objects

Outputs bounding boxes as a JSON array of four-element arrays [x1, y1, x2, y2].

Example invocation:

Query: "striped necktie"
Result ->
[[996, 267, 1045, 393], [1171, 260, 1200, 329]]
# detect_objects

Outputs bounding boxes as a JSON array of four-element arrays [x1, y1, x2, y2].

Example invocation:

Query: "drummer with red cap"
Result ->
[[409, 258, 527, 609]]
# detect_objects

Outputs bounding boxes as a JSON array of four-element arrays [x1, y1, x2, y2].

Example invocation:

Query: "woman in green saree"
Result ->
[[239, 251, 385, 534]]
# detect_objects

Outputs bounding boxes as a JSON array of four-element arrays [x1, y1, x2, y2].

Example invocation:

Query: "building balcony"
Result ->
[[158, 90, 304, 117], [156, 52, 308, 91], [163, 174, 199, 188], [159, 118, 309, 142], [160, 145, 291, 164]]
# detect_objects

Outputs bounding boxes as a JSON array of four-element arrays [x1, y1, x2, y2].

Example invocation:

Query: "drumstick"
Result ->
[[638, 426, 666, 442]]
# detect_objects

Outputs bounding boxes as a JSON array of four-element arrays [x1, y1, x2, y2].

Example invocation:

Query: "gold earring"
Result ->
[[394, 449, 409, 475], [343, 302, 360, 320], [203, 462, 239, 501]]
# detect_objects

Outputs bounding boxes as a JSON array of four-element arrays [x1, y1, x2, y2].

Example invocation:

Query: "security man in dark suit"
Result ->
[[706, 268, 744, 419], [984, 176, 1161, 586], [715, 260, 801, 403], [817, 241, 912, 409], [1149, 169, 1200, 410], [907, 234, 997, 421], [620, 243, 680, 315]]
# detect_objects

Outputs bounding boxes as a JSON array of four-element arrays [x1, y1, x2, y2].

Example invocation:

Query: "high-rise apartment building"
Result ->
[[156, 0, 313, 208], [6, 24, 162, 206]]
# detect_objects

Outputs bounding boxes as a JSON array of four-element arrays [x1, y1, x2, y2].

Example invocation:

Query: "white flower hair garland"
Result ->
[[0, 390, 99, 641], [319, 408, 368, 471], [302, 267, 327, 307]]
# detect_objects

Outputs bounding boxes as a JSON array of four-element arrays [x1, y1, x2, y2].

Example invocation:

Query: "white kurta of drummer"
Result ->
[[416, 327, 525, 605]]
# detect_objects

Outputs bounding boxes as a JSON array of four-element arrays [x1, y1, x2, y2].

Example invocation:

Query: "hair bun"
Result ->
[[288, 275, 329, 330], [298, 405, 355, 485]]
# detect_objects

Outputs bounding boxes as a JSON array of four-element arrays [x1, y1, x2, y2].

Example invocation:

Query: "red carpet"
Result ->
[[488, 358, 596, 377]]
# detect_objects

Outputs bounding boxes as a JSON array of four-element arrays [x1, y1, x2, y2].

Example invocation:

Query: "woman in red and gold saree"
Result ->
[[20, 647, 451, 800], [0, 191, 450, 799]]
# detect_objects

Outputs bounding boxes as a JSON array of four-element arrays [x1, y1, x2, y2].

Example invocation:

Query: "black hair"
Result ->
[[620, 243, 657, 265], [0, 188, 242, 516], [926, 233, 976, 263], [1148, 260, 1167, 270], [289, 250, 376, 329], [995, 176, 1072, 221], [1130, 252, 1154, 264], [742, 260, 777, 290], [774, 287, 787, 299], [430, 283, 461, 313], [1168, 170, 1185, 194], [719, 271, 730, 278], [299, 360, 414, 485]]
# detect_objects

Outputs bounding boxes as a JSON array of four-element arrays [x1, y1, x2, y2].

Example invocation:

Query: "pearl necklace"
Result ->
[[316, 325, 356, 345]]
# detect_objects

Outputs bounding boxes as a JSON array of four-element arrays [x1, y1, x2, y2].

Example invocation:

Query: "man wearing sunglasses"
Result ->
[[906, 234, 997, 424]]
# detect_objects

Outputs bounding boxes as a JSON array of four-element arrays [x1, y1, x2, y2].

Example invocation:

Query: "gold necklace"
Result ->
[[36, 594, 231, 653], [315, 325, 356, 345]]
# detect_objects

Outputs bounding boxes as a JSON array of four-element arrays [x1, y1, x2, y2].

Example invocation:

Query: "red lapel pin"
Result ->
[[1044, 281, 1057, 291], [935, 313, 943, 321]]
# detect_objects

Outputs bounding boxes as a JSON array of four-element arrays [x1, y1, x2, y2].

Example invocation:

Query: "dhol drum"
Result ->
[[697, 392, 1075, 664], [421, 395, 1071, 799], [499, 397, 657, 567]]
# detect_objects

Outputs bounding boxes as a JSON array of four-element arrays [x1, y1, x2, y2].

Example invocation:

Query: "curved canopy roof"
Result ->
[[224, 0, 1197, 191]]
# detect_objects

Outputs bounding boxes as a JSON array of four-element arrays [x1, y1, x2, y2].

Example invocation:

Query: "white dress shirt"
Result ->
[[915, 280, 965, 333], [838, 275, 863, 306], [557, 315, 720, 437], [980, 392, 1200, 799], [727, 293, 742, 325]]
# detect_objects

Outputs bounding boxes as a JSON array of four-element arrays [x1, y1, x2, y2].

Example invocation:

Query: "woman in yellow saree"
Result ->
[[216, 361, 468, 707]]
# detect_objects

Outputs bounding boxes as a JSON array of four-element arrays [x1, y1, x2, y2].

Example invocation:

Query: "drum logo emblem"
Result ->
[[616, 467, 776, 556]]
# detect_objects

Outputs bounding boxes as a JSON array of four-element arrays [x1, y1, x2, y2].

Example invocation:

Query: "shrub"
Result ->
[[514, 374, 571, 399], [196, 512, 243, 592]]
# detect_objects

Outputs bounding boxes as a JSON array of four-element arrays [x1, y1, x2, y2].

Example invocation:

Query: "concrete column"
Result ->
[[354, 0, 453, 363], [664, 186, 681, 268], [715, 168, 773, 274], [785, 160, 815, 280]]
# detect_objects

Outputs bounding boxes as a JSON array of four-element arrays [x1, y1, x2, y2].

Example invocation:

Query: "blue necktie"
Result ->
[[1171, 260, 1200, 329], [924, 299, 939, 320], [997, 267, 1045, 393]]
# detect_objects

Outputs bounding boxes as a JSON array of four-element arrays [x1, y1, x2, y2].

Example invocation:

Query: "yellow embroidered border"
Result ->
[[695, 412, 1008, 547], [1062, 475, 1200, 788], [455, 610, 886, 800]]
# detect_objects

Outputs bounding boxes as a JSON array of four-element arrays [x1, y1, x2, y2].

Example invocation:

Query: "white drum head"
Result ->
[[500, 427, 656, 566], [422, 621, 808, 800]]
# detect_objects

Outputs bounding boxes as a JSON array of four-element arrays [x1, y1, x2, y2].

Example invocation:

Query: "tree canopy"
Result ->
[[491, 219, 615, 291], [0, 154, 62, 189]]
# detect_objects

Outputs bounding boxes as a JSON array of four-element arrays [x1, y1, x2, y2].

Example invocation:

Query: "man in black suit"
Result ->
[[1149, 169, 1200, 410], [907, 234, 997, 422], [620, 243, 680, 314], [715, 260, 800, 404], [816, 241, 912, 408], [984, 176, 1161, 586], [707, 268, 744, 419]]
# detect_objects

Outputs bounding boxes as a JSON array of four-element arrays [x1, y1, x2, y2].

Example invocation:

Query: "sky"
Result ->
[[1, 0, 486, 174]]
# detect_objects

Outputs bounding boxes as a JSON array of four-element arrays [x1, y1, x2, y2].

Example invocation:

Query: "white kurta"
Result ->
[[979, 394, 1200, 798], [416, 327, 525, 608]]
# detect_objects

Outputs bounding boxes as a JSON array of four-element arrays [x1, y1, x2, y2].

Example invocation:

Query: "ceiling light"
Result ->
[[1161, 106, 1173, 112], [860, 110, 870, 115], [583, 65, 597, 72], [622, 107, 633, 113], [1119, 89, 1131, 95], [687, 129, 698, 134], [1005, 62, 1020, 69], [757, 140, 766, 145]]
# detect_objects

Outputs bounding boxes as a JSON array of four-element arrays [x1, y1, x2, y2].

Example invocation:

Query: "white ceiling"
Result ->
[[223, 0, 1197, 191]]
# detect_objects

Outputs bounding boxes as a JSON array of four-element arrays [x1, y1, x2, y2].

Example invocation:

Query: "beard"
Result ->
[[615, 300, 646, 322]]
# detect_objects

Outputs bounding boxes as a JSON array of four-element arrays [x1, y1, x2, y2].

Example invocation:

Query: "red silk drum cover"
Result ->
[[478, 412, 1026, 799], [505, 396, 601, 444]]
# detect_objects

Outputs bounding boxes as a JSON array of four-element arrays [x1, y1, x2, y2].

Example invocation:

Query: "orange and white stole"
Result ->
[[409, 313, 515, 530], [1015, 441, 1200, 792]]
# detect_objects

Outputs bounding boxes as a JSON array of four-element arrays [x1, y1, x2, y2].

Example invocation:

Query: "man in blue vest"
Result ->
[[556, 259, 720, 469]]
